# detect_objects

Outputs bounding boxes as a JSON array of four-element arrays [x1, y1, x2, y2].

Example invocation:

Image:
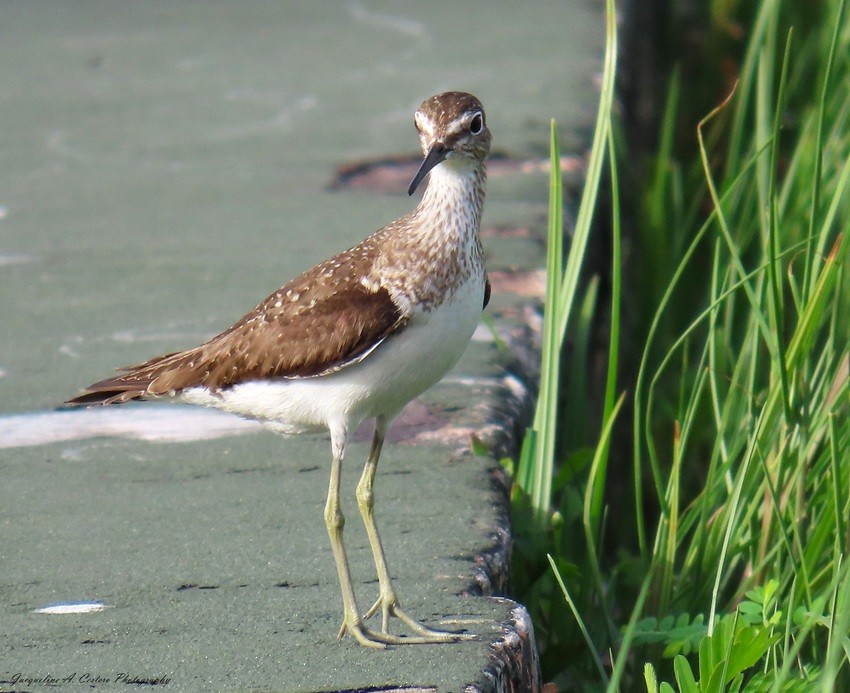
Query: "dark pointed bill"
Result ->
[[408, 143, 449, 195]]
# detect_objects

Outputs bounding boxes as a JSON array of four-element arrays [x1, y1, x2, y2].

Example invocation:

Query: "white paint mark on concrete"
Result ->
[[58, 344, 81, 359], [346, 0, 426, 37], [0, 253, 35, 266], [34, 602, 111, 615], [0, 406, 261, 450]]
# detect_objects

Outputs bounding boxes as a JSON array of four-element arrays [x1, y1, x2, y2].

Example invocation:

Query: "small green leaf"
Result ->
[[644, 663, 659, 693], [499, 456, 514, 476], [673, 654, 699, 693]]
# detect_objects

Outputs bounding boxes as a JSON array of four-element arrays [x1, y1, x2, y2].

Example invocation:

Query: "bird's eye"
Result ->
[[469, 113, 484, 134]]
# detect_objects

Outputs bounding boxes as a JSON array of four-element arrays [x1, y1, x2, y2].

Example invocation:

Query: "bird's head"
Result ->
[[408, 91, 491, 196]]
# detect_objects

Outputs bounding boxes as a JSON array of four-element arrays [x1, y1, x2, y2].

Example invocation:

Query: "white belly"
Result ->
[[179, 276, 484, 436]]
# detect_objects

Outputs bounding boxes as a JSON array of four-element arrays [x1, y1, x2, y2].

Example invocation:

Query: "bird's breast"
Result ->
[[348, 270, 485, 416]]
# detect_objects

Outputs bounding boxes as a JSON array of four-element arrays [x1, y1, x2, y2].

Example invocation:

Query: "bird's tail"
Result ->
[[65, 348, 204, 406]]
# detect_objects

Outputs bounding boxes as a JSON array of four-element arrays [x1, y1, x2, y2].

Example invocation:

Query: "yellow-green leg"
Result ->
[[355, 415, 475, 643], [324, 428, 392, 648]]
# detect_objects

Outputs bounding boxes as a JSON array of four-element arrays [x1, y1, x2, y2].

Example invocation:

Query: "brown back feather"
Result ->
[[67, 239, 408, 406]]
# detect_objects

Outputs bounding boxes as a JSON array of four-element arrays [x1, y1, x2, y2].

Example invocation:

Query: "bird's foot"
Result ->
[[360, 592, 476, 644], [338, 612, 471, 646], [336, 618, 393, 649], [335, 594, 475, 646]]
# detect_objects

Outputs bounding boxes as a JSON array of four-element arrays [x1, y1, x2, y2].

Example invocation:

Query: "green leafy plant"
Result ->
[[643, 612, 781, 693], [507, 0, 850, 689]]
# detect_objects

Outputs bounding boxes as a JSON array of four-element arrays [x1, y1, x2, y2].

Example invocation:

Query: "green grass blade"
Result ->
[[548, 553, 610, 686]]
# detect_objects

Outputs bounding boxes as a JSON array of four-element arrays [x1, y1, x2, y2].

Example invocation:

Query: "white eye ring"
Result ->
[[469, 112, 484, 134]]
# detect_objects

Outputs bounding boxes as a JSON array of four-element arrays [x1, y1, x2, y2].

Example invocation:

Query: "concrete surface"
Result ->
[[0, 2, 603, 690]]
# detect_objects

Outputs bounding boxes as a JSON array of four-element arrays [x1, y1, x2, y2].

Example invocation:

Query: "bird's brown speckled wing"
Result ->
[[67, 251, 407, 405]]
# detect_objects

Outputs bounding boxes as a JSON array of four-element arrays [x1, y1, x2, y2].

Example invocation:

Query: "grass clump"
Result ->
[[508, 0, 850, 689]]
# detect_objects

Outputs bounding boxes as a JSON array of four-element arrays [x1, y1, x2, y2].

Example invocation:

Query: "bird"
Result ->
[[67, 91, 491, 648]]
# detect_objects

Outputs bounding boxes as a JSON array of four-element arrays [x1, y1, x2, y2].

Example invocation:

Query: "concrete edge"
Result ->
[[466, 604, 541, 693], [460, 318, 543, 691]]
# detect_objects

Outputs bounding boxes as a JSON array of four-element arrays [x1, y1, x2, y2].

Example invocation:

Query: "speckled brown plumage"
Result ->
[[68, 239, 412, 404]]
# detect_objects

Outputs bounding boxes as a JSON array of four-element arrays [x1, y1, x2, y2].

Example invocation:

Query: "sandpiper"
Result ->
[[67, 91, 491, 648]]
